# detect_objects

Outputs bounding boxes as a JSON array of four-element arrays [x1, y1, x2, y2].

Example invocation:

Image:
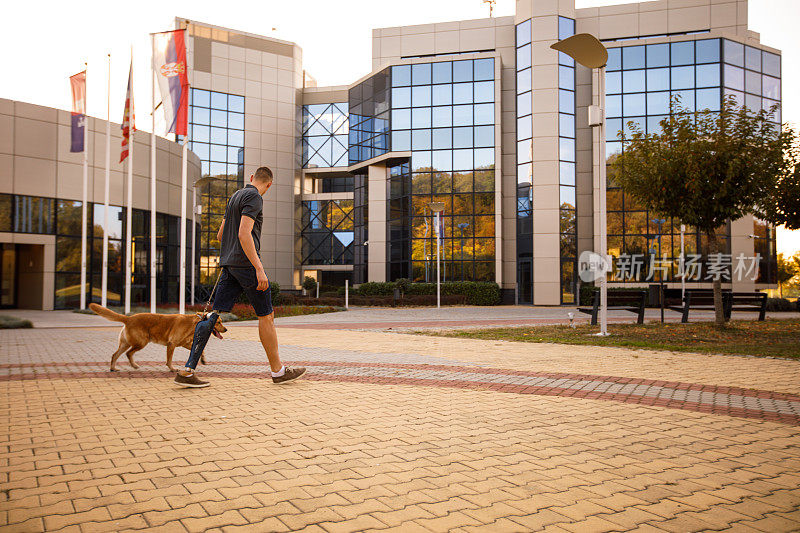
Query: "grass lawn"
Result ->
[[420, 319, 800, 359]]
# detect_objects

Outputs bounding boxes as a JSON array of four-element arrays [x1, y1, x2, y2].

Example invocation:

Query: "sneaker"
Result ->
[[174, 372, 210, 388], [272, 366, 307, 384]]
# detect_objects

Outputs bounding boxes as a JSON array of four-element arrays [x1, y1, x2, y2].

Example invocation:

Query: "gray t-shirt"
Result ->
[[219, 184, 263, 268]]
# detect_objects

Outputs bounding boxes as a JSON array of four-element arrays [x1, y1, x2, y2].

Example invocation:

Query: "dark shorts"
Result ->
[[213, 266, 273, 317]]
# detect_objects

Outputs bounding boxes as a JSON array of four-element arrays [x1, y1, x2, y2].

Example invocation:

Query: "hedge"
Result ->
[[354, 281, 501, 306]]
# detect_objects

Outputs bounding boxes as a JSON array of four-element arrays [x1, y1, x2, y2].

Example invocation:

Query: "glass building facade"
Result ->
[[391, 59, 497, 282], [558, 16, 577, 304], [515, 19, 533, 303], [302, 103, 349, 168], [188, 88, 245, 284], [300, 199, 354, 265], [604, 38, 779, 284]]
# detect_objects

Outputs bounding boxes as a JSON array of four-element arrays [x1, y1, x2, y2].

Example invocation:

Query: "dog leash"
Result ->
[[202, 267, 223, 316]]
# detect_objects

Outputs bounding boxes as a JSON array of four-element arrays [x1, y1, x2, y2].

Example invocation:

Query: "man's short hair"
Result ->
[[254, 166, 273, 184]]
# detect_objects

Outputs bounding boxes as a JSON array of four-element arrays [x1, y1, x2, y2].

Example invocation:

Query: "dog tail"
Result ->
[[89, 303, 128, 323]]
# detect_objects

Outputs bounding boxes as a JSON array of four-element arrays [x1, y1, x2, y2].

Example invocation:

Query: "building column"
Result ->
[[367, 163, 388, 282]]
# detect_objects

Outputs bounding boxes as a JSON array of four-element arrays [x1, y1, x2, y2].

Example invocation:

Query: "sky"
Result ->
[[1, 0, 798, 255]]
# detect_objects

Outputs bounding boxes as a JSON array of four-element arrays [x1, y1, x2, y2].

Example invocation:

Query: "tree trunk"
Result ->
[[706, 230, 726, 326]]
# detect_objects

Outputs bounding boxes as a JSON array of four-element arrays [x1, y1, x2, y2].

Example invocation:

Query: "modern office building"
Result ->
[[0, 0, 780, 309], [179, 0, 779, 306], [0, 99, 200, 309]]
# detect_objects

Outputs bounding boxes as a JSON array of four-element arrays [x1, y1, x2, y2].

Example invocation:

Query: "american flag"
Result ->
[[120, 61, 135, 162]]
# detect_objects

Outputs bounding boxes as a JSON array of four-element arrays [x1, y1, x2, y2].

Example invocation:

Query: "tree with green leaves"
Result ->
[[757, 139, 800, 231], [777, 253, 800, 298], [610, 96, 795, 325]]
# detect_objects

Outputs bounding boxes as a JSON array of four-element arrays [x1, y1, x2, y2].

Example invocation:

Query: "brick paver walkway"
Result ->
[[2, 326, 799, 532]]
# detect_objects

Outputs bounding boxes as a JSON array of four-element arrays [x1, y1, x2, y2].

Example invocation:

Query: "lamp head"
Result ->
[[550, 33, 608, 69], [430, 201, 445, 213]]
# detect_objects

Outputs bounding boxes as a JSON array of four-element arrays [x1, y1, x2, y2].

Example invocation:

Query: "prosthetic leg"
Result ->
[[174, 312, 219, 388]]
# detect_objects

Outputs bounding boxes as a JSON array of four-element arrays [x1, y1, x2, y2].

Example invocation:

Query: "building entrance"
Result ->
[[0, 243, 16, 308]]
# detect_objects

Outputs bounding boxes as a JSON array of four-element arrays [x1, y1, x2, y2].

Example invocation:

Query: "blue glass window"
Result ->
[[412, 63, 432, 85], [211, 92, 227, 109], [517, 93, 531, 116], [193, 89, 211, 107], [724, 64, 744, 91], [745, 93, 761, 112], [432, 150, 451, 171], [695, 64, 720, 87], [647, 68, 669, 91], [745, 46, 761, 71], [517, 115, 531, 141], [412, 85, 431, 107], [228, 129, 243, 147], [411, 129, 431, 150], [392, 109, 411, 130], [745, 70, 761, 95], [453, 82, 473, 105], [432, 61, 452, 84], [607, 48, 622, 71], [453, 126, 472, 149], [474, 103, 493, 125], [453, 60, 473, 82], [228, 113, 244, 130], [559, 66, 575, 90], [696, 39, 720, 64], [559, 138, 575, 162], [412, 151, 431, 171], [474, 126, 493, 147], [622, 46, 645, 69], [392, 130, 410, 151], [671, 41, 694, 66], [762, 52, 780, 77], [453, 149, 473, 171], [516, 19, 531, 47], [558, 16, 575, 40], [671, 66, 694, 90], [623, 93, 645, 116], [672, 89, 694, 111], [607, 71, 622, 94], [647, 115, 666, 134], [762, 75, 780, 99], [517, 44, 531, 71], [210, 127, 226, 144], [623, 70, 645, 93], [474, 148, 494, 168], [559, 90, 574, 114], [606, 118, 622, 141], [228, 95, 244, 112], [432, 128, 452, 149], [392, 87, 411, 108], [474, 81, 493, 103], [559, 114, 575, 138], [193, 107, 210, 125], [560, 162, 575, 185], [647, 91, 670, 115], [646, 44, 669, 68], [412, 107, 431, 129], [474, 58, 494, 81], [392, 65, 411, 86], [607, 95, 622, 118], [432, 84, 452, 106], [453, 105, 472, 126], [193, 125, 209, 142], [517, 68, 531, 94], [211, 109, 227, 127], [432, 106, 452, 128], [724, 40, 744, 67]]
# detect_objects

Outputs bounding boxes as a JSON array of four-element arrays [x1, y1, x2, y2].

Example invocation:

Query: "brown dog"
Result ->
[[89, 304, 227, 372]]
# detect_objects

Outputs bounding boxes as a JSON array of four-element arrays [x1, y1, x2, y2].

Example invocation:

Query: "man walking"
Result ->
[[175, 166, 306, 388]]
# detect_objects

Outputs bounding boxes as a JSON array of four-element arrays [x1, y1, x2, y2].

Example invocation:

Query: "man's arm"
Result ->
[[238, 215, 269, 291], [217, 218, 225, 244]]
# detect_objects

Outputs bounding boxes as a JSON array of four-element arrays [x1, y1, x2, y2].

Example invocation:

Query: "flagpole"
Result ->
[[179, 137, 187, 314], [191, 186, 196, 306], [80, 63, 88, 309], [102, 53, 111, 308], [124, 52, 134, 315], [150, 35, 157, 313]]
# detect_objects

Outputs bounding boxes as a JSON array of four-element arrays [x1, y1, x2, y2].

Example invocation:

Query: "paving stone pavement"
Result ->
[[1, 326, 800, 532]]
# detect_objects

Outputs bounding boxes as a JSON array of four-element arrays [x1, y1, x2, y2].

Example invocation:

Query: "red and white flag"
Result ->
[[153, 29, 188, 136], [120, 61, 135, 162]]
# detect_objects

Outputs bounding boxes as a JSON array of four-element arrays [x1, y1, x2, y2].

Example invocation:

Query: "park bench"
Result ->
[[668, 289, 766, 322], [725, 292, 767, 321], [578, 289, 647, 325]]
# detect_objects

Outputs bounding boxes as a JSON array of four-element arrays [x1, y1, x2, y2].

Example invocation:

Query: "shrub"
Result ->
[[394, 278, 411, 295], [0, 315, 33, 329], [355, 281, 500, 305], [356, 282, 396, 296], [302, 276, 317, 293], [270, 281, 281, 306], [766, 297, 795, 311]]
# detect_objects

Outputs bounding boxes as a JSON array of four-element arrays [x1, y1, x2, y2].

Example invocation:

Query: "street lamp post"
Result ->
[[680, 224, 686, 301], [192, 176, 218, 306], [551, 34, 609, 335], [430, 202, 445, 308], [651, 217, 666, 323]]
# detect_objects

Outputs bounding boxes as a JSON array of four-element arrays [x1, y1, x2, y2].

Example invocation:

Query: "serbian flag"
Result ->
[[120, 61, 135, 162], [69, 71, 86, 152], [153, 29, 188, 135]]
